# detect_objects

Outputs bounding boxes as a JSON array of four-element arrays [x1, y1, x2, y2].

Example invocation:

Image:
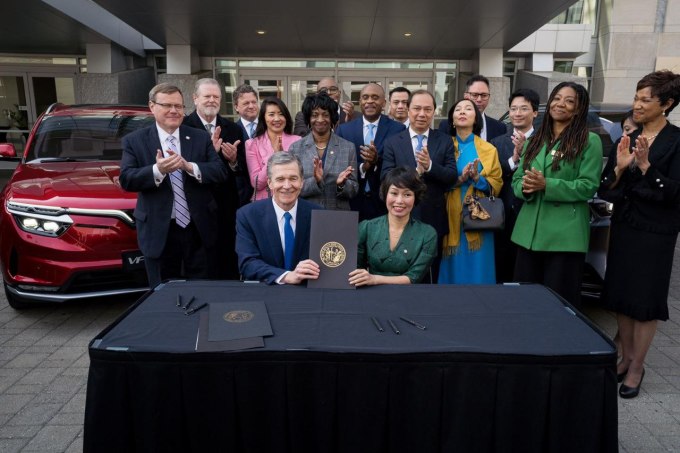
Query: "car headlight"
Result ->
[[6, 201, 73, 237]]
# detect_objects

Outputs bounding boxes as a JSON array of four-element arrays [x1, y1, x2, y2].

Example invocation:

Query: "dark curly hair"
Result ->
[[379, 166, 427, 206], [301, 92, 339, 128], [522, 82, 589, 171], [447, 98, 482, 137], [636, 70, 680, 116], [253, 97, 293, 138]]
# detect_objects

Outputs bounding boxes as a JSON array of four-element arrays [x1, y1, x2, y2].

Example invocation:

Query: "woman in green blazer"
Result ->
[[511, 82, 602, 307], [348, 167, 437, 286]]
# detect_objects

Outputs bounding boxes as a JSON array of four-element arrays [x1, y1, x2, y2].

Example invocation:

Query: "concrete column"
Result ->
[[86, 43, 127, 74], [590, 0, 679, 106], [530, 53, 554, 72], [166, 45, 200, 75], [75, 68, 156, 104], [478, 49, 503, 77]]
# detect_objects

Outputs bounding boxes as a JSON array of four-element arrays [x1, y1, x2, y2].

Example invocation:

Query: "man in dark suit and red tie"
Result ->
[[183, 78, 249, 279], [335, 83, 405, 221], [120, 83, 227, 288], [236, 152, 323, 285], [382, 89, 457, 280]]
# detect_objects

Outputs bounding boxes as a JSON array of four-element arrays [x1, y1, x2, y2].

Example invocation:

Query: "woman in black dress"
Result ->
[[599, 70, 680, 398]]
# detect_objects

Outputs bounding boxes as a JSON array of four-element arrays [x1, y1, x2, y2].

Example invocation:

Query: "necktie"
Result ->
[[205, 123, 213, 135], [363, 124, 376, 193], [166, 136, 191, 228], [283, 212, 295, 271], [415, 134, 424, 151], [248, 122, 256, 138], [364, 123, 376, 145]]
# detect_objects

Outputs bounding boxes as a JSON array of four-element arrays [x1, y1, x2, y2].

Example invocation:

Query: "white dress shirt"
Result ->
[[152, 124, 201, 186]]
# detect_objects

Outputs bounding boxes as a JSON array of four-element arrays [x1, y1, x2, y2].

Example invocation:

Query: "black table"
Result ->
[[84, 281, 617, 453]]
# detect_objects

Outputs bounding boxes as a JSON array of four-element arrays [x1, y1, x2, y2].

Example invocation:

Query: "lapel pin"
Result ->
[[185, 136, 190, 140], [404, 249, 408, 254]]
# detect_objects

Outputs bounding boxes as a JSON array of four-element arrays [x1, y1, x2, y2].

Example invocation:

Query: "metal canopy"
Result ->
[[3, 0, 576, 59]]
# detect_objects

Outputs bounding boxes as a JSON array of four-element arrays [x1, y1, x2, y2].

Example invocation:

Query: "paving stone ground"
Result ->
[[1, 243, 680, 452]]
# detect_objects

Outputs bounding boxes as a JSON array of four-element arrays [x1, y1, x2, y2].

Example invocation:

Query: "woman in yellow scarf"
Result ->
[[438, 99, 503, 284]]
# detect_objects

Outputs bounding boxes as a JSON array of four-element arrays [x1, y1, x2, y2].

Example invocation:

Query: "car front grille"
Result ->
[[61, 269, 148, 294]]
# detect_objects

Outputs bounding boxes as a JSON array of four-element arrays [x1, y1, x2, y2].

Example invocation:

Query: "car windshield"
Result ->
[[24, 112, 154, 162]]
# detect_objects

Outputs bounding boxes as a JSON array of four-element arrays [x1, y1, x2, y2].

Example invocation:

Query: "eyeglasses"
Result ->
[[509, 106, 533, 113], [152, 101, 185, 111], [318, 86, 340, 94], [466, 92, 490, 100]]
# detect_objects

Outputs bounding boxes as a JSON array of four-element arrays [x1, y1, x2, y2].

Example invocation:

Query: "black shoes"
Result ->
[[619, 369, 645, 399], [617, 368, 628, 383]]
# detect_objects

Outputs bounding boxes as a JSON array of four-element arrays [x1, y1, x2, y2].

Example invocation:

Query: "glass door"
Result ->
[[0, 74, 29, 155]]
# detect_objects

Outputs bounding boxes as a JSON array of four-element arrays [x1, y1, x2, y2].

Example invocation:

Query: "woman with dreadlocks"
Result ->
[[510, 82, 602, 308], [599, 70, 680, 398]]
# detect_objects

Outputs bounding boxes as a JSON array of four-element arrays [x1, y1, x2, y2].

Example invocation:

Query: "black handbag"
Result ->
[[462, 189, 505, 231]]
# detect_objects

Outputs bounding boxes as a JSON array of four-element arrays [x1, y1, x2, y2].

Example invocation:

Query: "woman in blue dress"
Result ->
[[438, 99, 503, 284]]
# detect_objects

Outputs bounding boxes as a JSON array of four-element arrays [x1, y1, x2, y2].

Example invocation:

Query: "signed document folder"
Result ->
[[307, 210, 358, 290], [207, 301, 273, 342]]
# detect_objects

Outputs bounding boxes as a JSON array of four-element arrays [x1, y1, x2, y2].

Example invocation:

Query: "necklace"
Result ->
[[315, 143, 327, 150], [640, 133, 658, 142]]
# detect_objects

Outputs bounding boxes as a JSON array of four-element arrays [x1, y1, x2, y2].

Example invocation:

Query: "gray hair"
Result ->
[[194, 78, 220, 96], [149, 83, 182, 102], [233, 84, 258, 105], [266, 152, 303, 180]]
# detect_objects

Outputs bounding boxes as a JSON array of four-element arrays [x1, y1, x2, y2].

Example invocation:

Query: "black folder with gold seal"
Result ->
[[207, 301, 273, 342], [307, 210, 358, 289]]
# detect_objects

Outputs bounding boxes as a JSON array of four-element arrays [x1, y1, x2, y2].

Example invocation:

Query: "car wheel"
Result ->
[[3, 283, 31, 309]]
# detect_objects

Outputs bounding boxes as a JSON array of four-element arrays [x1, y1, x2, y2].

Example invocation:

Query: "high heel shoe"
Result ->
[[619, 369, 645, 399]]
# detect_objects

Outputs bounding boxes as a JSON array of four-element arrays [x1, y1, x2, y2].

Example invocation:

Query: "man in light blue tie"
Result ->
[[120, 83, 228, 287], [381, 89, 457, 280], [233, 84, 260, 142], [336, 83, 405, 221], [236, 152, 323, 284]]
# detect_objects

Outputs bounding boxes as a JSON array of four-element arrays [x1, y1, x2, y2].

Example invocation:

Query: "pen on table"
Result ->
[[371, 316, 384, 332], [185, 302, 208, 316], [182, 296, 196, 310], [399, 316, 427, 330], [176, 294, 182, 307], [388, 319, 400, 335]]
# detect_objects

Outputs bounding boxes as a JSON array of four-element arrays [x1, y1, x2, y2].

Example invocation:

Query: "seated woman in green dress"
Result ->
[[348, 167, 438, 286]]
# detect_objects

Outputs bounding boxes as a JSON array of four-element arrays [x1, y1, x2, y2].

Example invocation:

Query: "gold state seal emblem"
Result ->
[[320, 241, 346, 268], [223, 310, 254, 323]]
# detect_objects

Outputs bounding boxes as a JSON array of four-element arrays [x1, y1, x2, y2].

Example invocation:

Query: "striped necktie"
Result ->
[[166, 136, 190, 228]]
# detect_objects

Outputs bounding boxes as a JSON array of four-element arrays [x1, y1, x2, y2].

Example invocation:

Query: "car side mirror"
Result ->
[[0, 143, 17, 158]]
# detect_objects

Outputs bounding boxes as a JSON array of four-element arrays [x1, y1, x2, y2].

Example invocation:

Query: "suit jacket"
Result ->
[[490, 130, 524, 229], [438, 113, 507, 141], [293, 108, 349, 136], [289, 132, 359, 210], [236, 198, 323, 284], [120, 124, 228, 259], [381, 128, 457, 238], [237, 118, 252, 142], [183, 111, 252, 206], [335, 115, 405, 220], [511, 132, 602, 253], [245, 133, 302, 200]]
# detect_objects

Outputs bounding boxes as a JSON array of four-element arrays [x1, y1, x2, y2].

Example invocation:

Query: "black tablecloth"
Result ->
[[85, 281, 617, 453]]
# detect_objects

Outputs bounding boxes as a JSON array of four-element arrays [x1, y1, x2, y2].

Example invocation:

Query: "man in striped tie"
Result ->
[[120, 83, 228, 288]]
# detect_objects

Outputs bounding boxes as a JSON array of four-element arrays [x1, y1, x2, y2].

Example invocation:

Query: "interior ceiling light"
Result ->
[[404, 32, 413, 37], [256, 30, 267, 35]]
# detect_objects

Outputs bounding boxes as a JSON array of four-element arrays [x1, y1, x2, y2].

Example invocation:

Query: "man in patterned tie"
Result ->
[[120, 83, 228, 287]]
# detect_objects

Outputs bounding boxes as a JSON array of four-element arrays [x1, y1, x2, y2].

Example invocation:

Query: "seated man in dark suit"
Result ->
[[489, 88, 539, 283], [439, 74, 507, 141], [236, 152, 323, 284], [120, 83, 228, 288], [335, 83, 405, 221], [382, 89, 457, 280], [183, 78, 249, 279]]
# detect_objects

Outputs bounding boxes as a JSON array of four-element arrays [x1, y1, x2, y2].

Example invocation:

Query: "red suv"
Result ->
[[0, 104, 154, 308]]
